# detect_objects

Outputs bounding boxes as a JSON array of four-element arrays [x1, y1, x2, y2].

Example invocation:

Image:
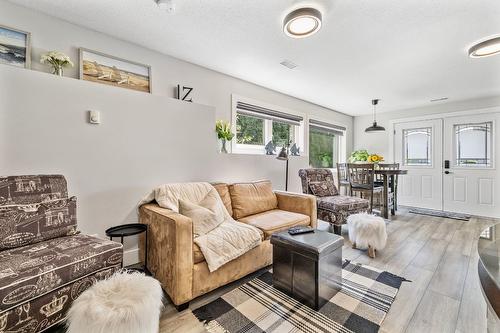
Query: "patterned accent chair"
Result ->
[[0, 175, 123, 333], [299, 169, 369, 234]]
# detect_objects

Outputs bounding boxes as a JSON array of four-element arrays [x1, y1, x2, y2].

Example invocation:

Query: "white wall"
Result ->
[[0, 1, 353, 144], [0, 65, 316, 263], [353, 96, 500, 161], [0, 1, 352, 264]]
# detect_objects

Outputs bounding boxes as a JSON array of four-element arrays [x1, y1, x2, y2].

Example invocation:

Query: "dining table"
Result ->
[[374, 169, 408, 219]]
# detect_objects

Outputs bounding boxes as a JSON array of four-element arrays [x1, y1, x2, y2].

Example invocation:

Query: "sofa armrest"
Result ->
[[274, 191, 317, 228], [139, 203, 193, 305]]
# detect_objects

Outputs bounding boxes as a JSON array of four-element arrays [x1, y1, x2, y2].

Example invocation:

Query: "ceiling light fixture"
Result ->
[[365, 99, 385, 132], [468, 36, 500, 58], [156, 0, 175, 13], [283, 8, 322, 38]]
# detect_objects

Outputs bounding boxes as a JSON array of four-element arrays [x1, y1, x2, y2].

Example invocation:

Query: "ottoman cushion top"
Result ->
[[271, 230, 343, 259]]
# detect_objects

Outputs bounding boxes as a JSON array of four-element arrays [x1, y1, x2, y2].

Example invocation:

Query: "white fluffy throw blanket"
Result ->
[[140, 182, 262, 272], [347, 213, 387, 250]]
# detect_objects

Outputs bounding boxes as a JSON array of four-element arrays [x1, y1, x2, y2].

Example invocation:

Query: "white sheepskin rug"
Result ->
[[347, 213, 387, 250], [66, 271, 164, 333]]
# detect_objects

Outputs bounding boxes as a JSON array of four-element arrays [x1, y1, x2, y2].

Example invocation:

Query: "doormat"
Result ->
[[408, 207, 470, 221], [193, 260, 409, 333]]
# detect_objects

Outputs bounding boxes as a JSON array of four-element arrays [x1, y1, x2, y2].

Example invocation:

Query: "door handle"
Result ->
[[444, 171, 452, 174]]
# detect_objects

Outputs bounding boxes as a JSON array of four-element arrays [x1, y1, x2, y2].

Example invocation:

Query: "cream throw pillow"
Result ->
[[178, 195, 224, 236]]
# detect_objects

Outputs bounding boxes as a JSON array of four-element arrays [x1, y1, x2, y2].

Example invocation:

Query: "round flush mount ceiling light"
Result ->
[[283, 8, 322, 38], [469, 36, 500, 58]]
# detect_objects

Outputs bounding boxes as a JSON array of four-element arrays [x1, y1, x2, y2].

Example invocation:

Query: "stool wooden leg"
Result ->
[[368, 245, 376, 258]]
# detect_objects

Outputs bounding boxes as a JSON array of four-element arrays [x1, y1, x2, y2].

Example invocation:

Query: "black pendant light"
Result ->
[[365, 99, 385, 132]]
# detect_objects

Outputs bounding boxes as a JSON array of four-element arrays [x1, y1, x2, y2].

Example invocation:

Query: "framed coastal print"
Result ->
[[0, 24, 31, 68], [79, 48, 151, 93]]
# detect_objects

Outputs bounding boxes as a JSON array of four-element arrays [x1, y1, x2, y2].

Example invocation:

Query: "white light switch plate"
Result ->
[[89, 110, 100, 124]]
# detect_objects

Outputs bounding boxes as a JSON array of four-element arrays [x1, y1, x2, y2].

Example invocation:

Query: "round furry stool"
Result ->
[[66, 271, 163, 333], [347, 213, 387, 258]]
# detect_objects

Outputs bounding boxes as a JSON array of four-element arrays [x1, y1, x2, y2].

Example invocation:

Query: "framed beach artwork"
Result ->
[[0, 24, 31, 68], [79, 48, 151, 93]]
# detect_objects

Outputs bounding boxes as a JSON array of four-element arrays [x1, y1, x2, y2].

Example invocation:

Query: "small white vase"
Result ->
[[53, 66, 63, 76], [219, 139, 228, 154]]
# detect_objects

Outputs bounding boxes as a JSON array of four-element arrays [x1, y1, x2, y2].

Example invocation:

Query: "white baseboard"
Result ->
[[123, 247, 140, 266]]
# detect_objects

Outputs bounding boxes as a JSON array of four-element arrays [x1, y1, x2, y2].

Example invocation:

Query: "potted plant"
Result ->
[[348, 149, 369, 163], [40, 51, 74, 76], [319, 153, 333, 167], [215, 120, 234, 153]]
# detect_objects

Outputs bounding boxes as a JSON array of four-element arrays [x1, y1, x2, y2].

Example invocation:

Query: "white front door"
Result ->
[[442, 113, 500, 217], [394, 119, 443, 210]]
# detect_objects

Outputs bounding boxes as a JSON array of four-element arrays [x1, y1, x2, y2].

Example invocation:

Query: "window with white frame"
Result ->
[[233, 98, 304, 154], [308, 119, 345, 168]]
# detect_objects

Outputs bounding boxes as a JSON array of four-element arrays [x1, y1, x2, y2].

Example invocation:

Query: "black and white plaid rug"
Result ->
[[193, 260, 409, 333]]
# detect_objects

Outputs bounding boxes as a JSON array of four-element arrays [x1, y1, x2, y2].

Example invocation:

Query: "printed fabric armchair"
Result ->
[[0, 175, 123, 333], [299, 168, 369, 234]]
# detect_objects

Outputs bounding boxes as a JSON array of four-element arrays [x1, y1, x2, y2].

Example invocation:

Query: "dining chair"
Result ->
[[336, 163, 350, 195], [347, 163, 384, 213], [375, 163, 400, 212]]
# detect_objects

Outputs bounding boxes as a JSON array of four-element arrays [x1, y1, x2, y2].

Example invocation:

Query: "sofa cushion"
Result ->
[[0, 234, 123, 312], [229, 180, 277, 219], [193, 243, 205, 264], [238, 209, 310, 239], [309, 180, 338, 197], [211, 183, 233, 217], [0, 197, 78, 251]]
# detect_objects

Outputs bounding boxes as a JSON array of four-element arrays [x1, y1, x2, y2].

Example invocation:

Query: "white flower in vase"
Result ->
[[40, 51, 74, 76]]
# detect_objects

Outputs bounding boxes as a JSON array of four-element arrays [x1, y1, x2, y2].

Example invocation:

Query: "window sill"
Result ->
[[229, 150, 306, 158]]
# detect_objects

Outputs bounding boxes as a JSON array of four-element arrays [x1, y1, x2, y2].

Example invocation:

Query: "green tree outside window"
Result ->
[[309, 129, 337, 168], [236, 114, 264, 145]]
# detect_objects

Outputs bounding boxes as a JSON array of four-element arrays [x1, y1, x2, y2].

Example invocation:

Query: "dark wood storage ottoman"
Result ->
[[270, 230, 343, 310]]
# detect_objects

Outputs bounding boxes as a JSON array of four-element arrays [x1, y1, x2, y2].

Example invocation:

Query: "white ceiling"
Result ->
[[9, 0, 500, 115]]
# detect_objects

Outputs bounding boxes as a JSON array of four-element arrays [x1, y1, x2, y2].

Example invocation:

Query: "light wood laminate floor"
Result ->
[[159, 208, 498, 333]]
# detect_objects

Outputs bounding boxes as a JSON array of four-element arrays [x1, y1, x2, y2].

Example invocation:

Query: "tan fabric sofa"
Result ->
[[139, 180, 316, 309]]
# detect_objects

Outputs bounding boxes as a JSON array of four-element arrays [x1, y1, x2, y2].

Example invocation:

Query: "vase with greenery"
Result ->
[[348, 149, 370, 163], [40, 51, 74, 76], [215, 120, 234, 153], [319, 153, 333, 167]]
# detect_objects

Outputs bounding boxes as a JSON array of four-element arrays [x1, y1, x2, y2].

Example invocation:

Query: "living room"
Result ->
[[1, 1, 499, 333]]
